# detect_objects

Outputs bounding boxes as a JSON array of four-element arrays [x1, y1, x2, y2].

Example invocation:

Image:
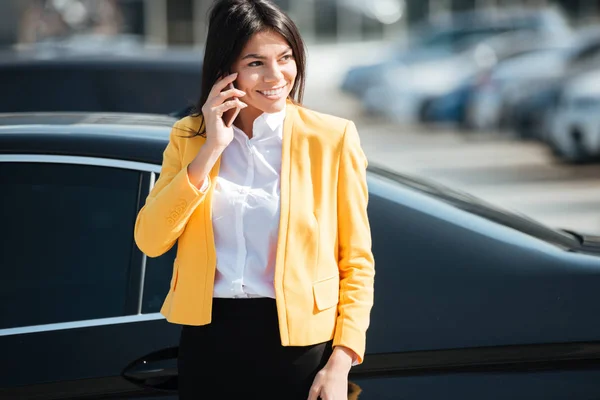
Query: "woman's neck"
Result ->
[[234, 106, 262, 139]]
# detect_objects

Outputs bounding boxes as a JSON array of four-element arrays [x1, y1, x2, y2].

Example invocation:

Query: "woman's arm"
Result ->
[[134, 74, 245, 258], [332, 120, 375, 365], [134, 121, 221, 257], [309, 121, 374, 399]]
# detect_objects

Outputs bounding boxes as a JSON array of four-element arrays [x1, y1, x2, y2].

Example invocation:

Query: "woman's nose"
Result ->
[[264, 63, 284, 82]]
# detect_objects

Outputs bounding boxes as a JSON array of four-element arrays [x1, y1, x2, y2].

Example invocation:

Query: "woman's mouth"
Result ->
[[257, 84, 287, 99]]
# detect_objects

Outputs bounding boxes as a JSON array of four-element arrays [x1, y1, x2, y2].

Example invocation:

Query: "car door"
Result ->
[[0, 156, 179, 399], [344, 171, 600, 399], [117, 169, 600, 399]]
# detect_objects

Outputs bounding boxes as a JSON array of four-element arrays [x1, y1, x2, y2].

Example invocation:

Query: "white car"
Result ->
[[362, 29, 570, 125], [547, 70, 600, 163], [466, 27, 600, 133], [465, 47, 569, 131]]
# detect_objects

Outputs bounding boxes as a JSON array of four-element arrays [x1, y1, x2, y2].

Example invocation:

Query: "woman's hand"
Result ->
[[186, 73, 246, 189], [201, 72, 247, 149], [307, 347, 355, 400]]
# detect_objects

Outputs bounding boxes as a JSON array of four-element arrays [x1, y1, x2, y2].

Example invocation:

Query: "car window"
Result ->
[[141, 173, 177, 314], [143, 245, 177, 313], [0, 162, 139, 329], [368, 166, 578, 248], [569, 42, 600, 65]]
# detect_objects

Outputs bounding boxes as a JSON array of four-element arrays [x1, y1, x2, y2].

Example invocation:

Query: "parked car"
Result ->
[[508, 27, 600, 140], [546, 70, 600, 163], [340, 22, 510, 98], [2, 112, 600, 399], [363, 28, 569, 125], [460, 46, 569, 131], [340, 6, 571, 100], [0, 46, 203, 115], [422, 44, 569, 128]]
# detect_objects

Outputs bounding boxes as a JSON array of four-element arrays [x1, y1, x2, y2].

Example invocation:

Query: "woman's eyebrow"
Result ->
[[241, 47, 292, 60]]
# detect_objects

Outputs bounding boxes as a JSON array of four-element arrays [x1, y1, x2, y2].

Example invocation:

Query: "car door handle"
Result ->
[[122, 346, 178, 392]]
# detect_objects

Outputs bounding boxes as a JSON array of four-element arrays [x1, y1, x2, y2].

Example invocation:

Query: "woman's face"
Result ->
[[231, 30, 297, 116]]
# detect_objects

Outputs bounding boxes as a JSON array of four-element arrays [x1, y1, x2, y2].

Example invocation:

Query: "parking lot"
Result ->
[[359, 119, 600, 235], [303, 41, 600, 235]]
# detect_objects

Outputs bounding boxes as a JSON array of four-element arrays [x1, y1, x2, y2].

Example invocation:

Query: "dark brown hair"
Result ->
[[182, 0, 306, 137]]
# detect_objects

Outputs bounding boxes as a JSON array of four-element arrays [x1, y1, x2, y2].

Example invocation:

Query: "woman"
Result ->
[[134, 0, 374, 398]]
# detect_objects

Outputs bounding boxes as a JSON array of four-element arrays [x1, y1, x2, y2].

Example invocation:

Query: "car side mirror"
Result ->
[[121, 347, 178, 393]]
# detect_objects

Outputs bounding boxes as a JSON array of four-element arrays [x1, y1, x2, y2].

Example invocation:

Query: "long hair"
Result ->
[[182, 0, 306, 137]]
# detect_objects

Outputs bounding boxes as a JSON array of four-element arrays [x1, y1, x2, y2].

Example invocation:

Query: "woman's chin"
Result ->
[[244, 93, 290, 115], [261, 97, 288, 113]]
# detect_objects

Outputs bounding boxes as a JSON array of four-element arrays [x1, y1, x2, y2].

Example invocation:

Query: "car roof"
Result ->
[[0, 112, 177, 165], [0, 111, 581, 250], [0, 46, 204, 68], [0, 112, 177, 127]]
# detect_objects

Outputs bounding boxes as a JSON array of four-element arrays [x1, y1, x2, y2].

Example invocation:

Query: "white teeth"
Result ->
[[260, 86, 285, 96]]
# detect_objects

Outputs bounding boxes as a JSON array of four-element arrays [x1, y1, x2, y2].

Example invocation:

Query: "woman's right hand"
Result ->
[[201, 72, 247, 149]]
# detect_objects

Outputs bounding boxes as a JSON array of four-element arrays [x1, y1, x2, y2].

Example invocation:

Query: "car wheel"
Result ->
[[513, 117, 532, 140], [558, 128, 592, 164]]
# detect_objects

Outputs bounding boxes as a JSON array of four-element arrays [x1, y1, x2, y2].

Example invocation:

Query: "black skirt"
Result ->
[[178, 298, 333, 399]]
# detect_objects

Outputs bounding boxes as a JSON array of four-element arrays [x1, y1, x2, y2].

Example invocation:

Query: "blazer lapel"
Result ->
[[274, 100, 298, 287]]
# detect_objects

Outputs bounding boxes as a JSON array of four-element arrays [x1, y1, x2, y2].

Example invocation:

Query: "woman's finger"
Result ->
[[207, 73, 239, 99], [213, 99, 247, 117], [211, 88, 246, 106], [307, 384, 321, 400]]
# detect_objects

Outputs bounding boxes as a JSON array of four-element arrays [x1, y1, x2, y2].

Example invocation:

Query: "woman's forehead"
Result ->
[[241, 30, 290, 54]]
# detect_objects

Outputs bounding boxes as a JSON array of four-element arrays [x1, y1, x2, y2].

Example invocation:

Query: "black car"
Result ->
[[0, 47, 203, 116], [1, 112, 600, 400]]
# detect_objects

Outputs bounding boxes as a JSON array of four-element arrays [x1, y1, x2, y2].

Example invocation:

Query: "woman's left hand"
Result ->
[[307, 346, 355, 400]]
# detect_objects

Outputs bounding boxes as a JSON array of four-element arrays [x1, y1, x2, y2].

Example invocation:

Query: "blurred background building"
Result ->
[[1, 0, 599, 48]]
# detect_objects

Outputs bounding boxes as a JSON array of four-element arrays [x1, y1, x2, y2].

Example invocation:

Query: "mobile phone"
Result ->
[[221, 72, 239, 128]]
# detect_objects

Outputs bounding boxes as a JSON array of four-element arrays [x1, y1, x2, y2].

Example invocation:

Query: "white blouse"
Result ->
[[211, 107, 286, 299]]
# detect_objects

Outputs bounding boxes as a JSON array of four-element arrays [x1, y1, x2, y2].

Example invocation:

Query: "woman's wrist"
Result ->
[[326, 346, 355, 372], [187, 142, 225, 188], [204, 138, 229, 152]]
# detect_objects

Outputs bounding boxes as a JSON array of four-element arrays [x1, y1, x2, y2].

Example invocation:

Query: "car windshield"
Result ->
[[369, 165, 579, 247]]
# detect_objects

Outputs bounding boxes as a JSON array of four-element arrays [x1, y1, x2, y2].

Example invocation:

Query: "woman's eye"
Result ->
[[248, 61, 262, 67], [282, 54, 293, 61]]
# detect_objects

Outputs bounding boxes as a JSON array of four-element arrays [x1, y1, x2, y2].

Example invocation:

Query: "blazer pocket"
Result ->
[[313, 275, 340, 311]]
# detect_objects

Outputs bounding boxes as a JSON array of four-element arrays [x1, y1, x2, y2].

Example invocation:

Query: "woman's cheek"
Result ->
[[236, 74, 256, 92]]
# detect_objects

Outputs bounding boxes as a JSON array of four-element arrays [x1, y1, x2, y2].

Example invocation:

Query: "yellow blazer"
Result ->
[[134, 101, 374, 363]]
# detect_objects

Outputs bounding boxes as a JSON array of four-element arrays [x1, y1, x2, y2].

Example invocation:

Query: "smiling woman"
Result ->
[[133, 0, 375, 399], [186, 0, 307, 139], [229, 30, 298, 134]]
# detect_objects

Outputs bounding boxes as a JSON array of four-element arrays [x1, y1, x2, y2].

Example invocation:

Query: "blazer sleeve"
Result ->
[[134, 120, 210, 257], [333, 121, 375, 365]]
